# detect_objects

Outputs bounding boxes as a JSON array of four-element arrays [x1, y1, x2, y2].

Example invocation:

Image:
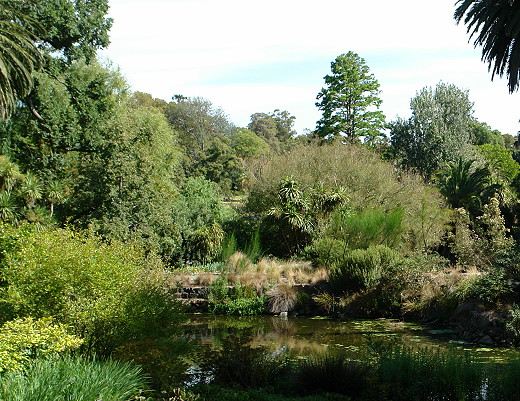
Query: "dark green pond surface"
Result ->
[[181, 314, 520, 363]]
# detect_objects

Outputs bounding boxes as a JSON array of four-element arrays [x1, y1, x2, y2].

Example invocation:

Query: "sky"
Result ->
[[100, 0, 520, 137]]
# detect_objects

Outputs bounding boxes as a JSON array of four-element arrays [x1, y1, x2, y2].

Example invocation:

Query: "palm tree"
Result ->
[[0, 0, 42, 119], [436, 158, 499, 216], [0, 191, 17, 222], [268, 178, 314, 254], [19, 172, 42, 208], [455, 0, 520, 93], [0, 155, 22, 191], [46, 180, 66, 218]]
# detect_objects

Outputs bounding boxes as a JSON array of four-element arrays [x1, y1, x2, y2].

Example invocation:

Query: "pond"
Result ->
[[181, 314, 519, 363]]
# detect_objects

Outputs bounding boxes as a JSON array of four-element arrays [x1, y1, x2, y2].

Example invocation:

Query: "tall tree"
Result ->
[[0, 0, 42, 119], [455, 0, 520, 93], [390, 82, 475, 179], [166, 96, 234, 158], [21, 0, 112, 63], [315, 51, 385, 142], [248, 109, 296, 152]]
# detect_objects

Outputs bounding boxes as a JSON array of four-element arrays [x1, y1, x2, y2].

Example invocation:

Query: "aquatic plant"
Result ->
[[373, 344, 485, 401], [294, 355, 371, 397]]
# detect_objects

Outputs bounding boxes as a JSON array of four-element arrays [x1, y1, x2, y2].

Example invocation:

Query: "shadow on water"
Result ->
[[181, 314, 520, 363]]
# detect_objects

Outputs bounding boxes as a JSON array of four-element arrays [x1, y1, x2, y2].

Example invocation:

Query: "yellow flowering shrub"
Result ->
[[0, 317, 83, 373]]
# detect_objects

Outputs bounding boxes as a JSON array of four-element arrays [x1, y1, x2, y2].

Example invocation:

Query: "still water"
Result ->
[[181, 314, 519, 363]]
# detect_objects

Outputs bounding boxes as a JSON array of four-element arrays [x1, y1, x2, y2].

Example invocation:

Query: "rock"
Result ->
[[478, 335, 494, 345], [279, 311, 288, 317]]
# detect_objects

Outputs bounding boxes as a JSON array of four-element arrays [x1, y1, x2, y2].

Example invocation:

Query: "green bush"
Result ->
[[0, 224, 185, 354], [0, 317, 83, 373], [207, 278, 267, 316], [0, 355, 145, 401], [505, 303, 520, 342], [326, 207, 404, 250], [246, 143, 450, 254], [186, 222, 224, 264], [330, 245, 399, 292], [466, 268, 512, 304], [373, 253, 450, 313], [303, 237, 348, 269]]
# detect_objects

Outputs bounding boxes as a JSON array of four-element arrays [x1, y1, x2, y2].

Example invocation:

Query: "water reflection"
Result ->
[[181, 314, 519, 363]]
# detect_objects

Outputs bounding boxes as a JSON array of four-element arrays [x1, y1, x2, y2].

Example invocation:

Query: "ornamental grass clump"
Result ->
[[266, 283, 298, 314], [0, 355, 146, 401]]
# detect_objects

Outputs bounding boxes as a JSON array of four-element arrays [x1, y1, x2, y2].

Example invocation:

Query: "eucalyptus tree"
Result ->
[[315, 51, 385, 142], [248, 109, 297, 152], [455, 0, 520, 93], [0, 0, 42, 119], [166, 96, 234, 158]]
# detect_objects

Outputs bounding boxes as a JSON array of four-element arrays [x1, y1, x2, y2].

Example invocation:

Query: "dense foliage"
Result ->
[[0, 1, 519, 398]]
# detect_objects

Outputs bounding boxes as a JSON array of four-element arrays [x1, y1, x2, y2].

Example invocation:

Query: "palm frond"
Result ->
[[455, 0, 520, 92], [0, 0, 43, 119]]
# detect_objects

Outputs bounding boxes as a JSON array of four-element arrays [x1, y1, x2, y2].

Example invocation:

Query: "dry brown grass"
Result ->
[[402, 266, 481, 313], [266, 282, 298, 313], [227, 251, 253, 272], [168, 253, 330, 302]]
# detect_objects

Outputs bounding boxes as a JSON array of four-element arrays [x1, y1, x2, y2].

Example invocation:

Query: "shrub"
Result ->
[[246, 143, 450, 254], [186, 222, 224, 264], [0, 225, 185, 354], [304, 237, 348, 269], [466, 268, 512, 305], [0, 355, 146, 401], [326, 207, 404, 250], [373, 253, 451, 314], [505, 303, 520, 342], [207, 278, 267, 316], [330, 245, 399, 292], [0, 317, 83, 373]]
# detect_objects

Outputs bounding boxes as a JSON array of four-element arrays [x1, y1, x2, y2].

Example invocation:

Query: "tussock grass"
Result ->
[[0, 356, 145, 401]]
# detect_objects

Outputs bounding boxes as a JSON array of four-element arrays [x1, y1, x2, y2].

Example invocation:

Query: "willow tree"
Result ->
[[0, 0, 42, 119]]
